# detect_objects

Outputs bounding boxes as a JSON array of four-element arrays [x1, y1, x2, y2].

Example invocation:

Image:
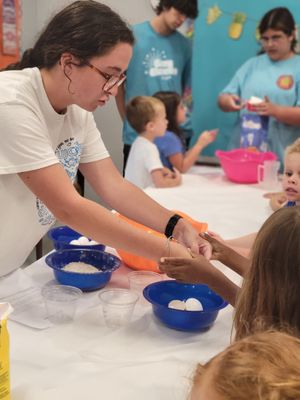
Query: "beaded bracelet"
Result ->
[[164, 236, 174, 258]]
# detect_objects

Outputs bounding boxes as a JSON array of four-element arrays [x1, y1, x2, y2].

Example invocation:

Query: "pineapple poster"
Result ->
[[191, 0, 300, 156]]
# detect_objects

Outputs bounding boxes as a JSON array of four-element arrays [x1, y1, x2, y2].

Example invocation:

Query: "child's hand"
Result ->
[[263, 191, 287, 211], [159, 253, 215, 284], [197, 129, 218, 148], [172, 167, 182, 184], [206, 230, 225, 243], [199, 232, 230, 261], [173, 167, 181, 178], [161, 167, 174, 178]]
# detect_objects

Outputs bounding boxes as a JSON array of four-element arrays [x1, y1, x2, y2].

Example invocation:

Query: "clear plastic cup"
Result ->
[[42, 284, 82, 324], [128, 271, 162, 305], [99, 288, 139, 329]]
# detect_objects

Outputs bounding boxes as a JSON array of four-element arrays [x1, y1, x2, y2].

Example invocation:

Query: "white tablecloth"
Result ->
[[8, 167, 272, 400]]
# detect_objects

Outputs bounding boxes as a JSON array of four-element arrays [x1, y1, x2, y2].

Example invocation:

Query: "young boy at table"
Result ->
[[125, 96, 181, 189], [209, 137, 300, 256], [190, 331, 300, 400], [265, 137, 300, 210], [159, 206, 300, 338]]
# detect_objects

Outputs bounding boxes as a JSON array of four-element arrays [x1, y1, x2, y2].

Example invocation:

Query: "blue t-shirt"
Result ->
[[154, 130, 184, 169], [222, 54, 300, 167], [123, 21, 192, 145]]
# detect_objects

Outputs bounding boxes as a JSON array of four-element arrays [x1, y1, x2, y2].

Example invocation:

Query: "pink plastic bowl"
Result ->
[[215, 149, 278, 184]]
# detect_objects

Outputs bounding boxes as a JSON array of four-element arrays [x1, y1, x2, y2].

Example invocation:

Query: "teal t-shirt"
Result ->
[[123, 21, 192, 145], [222, 53, 300, 166]]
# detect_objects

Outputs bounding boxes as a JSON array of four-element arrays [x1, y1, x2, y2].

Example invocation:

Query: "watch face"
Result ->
[[150, 0, 159, 10]]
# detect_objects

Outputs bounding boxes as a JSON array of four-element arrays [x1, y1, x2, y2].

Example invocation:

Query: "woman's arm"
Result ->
[[19, 163, 193, 261], [79, 158, 211, 256]]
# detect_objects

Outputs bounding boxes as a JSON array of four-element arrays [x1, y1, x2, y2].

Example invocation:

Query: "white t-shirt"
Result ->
[[125, 136, 163, 189], [0, 68, 109, 276]]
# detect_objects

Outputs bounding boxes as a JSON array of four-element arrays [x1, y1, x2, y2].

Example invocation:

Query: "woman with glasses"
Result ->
[[218, 7, 300, 167], [0, 1, 210, 277]]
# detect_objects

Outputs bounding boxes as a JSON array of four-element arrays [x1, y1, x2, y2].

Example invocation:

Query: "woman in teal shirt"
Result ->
[[218, 7, 300, 167]]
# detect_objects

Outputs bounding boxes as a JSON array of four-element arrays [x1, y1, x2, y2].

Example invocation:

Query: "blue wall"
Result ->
[[192, 0, 300, 155]]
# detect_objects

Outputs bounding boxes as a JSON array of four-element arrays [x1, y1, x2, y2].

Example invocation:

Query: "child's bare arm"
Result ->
[[169, 130, 218, 173], [200, 233, 250, 277], [151, 168, 182, 188], [159, 255, 238, 306]]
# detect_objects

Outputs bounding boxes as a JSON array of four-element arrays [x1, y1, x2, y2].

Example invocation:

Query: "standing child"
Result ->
[[190, 331, 300, 400], [159, 206, 300, 338], [153, 91, 218, 172], [218, 7, 300, 167], [125, 96, 181, 189]]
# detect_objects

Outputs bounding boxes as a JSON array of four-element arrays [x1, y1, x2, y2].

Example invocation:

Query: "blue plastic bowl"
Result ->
[[143, 280, 228, 332], [47, 226, 105, 251], [45, 249, 121, 291]]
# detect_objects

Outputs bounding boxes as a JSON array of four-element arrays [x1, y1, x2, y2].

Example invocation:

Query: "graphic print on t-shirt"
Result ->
[[37, 137, 82, 226], [143, 48, 178, 80], [277, 75, 294, 90]]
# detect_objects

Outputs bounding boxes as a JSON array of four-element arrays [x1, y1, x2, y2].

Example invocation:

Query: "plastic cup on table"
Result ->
[[42, 284, 82, 324], [128, 271, 163, 305], [99, 288, 139, 329], [257, 160, 280, 190]]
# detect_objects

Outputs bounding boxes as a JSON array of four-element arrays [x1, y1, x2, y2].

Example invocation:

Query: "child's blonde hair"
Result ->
[[126, 96, 164, 134], [285, 137, 300, 157], [192, 331, 300, 400]]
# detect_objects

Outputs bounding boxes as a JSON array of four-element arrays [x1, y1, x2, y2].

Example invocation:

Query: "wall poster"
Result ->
[[0, 0, 21, 68]]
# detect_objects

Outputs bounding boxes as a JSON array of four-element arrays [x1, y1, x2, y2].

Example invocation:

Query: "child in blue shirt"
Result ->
[[153, 91, 218, 172]]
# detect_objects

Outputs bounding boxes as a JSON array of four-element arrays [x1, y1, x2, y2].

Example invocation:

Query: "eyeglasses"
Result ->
[[260, 34, 286, 45], [84, 60, 126, 92]]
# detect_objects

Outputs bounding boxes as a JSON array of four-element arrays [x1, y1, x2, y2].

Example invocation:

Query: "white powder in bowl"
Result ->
[[63, 262, 100, 274]]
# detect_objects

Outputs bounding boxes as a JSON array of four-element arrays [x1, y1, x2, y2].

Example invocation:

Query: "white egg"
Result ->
[[77, 236, 90, 245], [185, 298, 203, 312], [70, 239, 80, 245], [168, 299, 186, 310], [89, 240, 99, 245]]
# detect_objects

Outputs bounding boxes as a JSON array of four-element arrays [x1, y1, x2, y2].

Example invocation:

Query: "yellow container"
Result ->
[[0, 303, 13, 400]]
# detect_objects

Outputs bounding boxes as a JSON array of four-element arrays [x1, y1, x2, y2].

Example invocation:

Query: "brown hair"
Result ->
[[155, 0, 198, 19], [192, 331, 300, 400], [234, 206, 300, 340], [4, 0, 134, 70], [126, 96, 165, 133], [153, 91, 185, 145], [258, 7, 297, 53]]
